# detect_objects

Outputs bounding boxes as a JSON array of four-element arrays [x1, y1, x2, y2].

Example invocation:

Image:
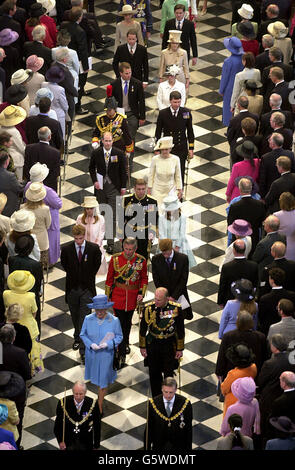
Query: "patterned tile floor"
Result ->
[[21, 0, 234, 450]]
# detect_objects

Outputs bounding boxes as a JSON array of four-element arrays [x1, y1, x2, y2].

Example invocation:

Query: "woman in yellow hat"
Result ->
[[115, 4, 144, 51], [3, 270, 44, 376], [159, 30, 189, 89]]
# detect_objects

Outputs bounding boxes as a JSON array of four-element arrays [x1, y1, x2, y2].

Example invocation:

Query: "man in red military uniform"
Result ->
[[105, 237, 148, 366]]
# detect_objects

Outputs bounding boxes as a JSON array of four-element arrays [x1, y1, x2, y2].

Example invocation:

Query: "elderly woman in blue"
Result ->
[[80, 295, 123, 414]]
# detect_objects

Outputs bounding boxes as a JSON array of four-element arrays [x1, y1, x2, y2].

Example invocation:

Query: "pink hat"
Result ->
[[26, 55, 44, 73], [231, 377, 256, 403]]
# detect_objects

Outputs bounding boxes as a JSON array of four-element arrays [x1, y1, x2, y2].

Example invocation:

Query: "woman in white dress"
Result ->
[[147, 136, 182, 213], [157, 64, 186, 110]]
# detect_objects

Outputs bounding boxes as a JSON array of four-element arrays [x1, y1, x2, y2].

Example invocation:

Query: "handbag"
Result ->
[[112, 340, 120, 371]]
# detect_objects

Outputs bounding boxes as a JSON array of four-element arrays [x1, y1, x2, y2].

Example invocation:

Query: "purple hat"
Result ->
[[45, 65, 65, 83], [269, 416, 295, 434], [231, 377, 256, 403], [224, 36, 244, 55], [0, 28, 19, 46], [228, 219, 252, 237]]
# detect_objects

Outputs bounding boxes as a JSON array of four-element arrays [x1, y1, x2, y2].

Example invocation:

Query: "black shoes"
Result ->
[[84, 90, 92, 96], [75, 107, 88, 115], [125, 345, 130, 355], [73, 341, 80, 350]]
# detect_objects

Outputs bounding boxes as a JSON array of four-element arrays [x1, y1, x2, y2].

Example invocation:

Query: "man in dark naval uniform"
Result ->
[[140, 287, 185, 397], [54, 381, 101, 450], [155, 90, 195, 182], [144, 377, 192, 451], [119, 178, 158, 260]]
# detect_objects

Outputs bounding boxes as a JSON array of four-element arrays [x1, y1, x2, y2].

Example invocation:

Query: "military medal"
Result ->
[[168, 421, 171, 427], [179, 415, 185, 429], [74, 423, 80, 434]]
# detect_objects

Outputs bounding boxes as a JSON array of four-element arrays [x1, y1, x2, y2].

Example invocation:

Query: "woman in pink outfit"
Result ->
[[76, 196, 107, 275], [226, 141, 260, 202]]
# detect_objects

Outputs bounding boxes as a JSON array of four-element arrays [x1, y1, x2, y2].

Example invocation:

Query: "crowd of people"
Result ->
[[0, 0, 295, 453]]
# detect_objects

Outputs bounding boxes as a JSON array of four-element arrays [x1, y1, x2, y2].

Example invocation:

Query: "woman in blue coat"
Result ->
[[80, 295, 123, 414], [219, 36, 244, 126]]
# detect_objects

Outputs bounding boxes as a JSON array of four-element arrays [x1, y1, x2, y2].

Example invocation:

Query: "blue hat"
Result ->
[[0, 404, 8, 425], [87, 295, 114, 310], [224, 36, 244, 55], [35, 87, 53, 104]]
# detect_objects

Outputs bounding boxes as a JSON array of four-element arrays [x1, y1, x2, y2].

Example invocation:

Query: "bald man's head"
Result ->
[[264, 215, 280, 233], [280, 371, 295, 390], [233, 239, 246, 255], [271, 241, 286, 259]]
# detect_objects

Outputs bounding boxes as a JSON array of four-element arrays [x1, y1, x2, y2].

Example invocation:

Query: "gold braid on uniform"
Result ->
[[149, 398, 190, 425], [60, 398, 96, 432]]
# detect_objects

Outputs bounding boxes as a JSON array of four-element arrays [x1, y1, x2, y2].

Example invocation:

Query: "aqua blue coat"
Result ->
[[219, 54, 244, 126]]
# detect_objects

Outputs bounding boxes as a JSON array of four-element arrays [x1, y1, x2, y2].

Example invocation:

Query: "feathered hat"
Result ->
[[104, 85, 118, 110]]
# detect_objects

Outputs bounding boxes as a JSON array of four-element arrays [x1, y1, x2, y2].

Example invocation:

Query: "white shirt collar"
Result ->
[[128, 43, 137, 53], [275, 80, 284, 86], [163, 395, 176, 406], [75, 241, 86, 252], [104, 147, 112, 155], [170, 106, 179, 116], [284, 388, 295, 392], [39, 140, 49, 145], [175, 17, 184, 27], [272, 286, 283, 289], [234, 256, 246, 259]]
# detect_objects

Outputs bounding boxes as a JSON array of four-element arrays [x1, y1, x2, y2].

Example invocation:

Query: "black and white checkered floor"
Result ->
[[22, 0, 233, 450]]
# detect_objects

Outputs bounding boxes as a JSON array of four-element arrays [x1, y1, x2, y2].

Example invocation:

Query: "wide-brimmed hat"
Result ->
[[269, 416, 295, 434], [231, 376, 256, 403], [35, 87, 53, 104], [29, 2, 46, 17], [237, 20, 256, 39], [228, 219, 252, 237], [226, 343, 256, 368], [14, 234, 35, 257], [168, 30, 182, 43], [45, 65, 65, 83], [38, 0, 55, 14], [235, 140, 258, 159], [267, 21, 288, 39], [104, 96, 118, 111], [244, 79, 263, 90], [5, 84, 27, 105], [0, 105, 27, 127], [81, 196, 99, 208], [0, 371, 26, 398], [11, 69, 33, 85], [162, 194, 182, 212], [0, 404, 8, 425], [0, 28, 19, 46], [231, 279, 255, 302], [0, 193, 7, 212], [237, 3, 254, 19], [224, 36, 244, 55], [7, 270, 36, 293], [29, 162, 49, 182], [87, 295, 114, 310], [164, 64, 181, 76], [25, 182, 46, 202], [10, 209, 36, 232], [119, 4, 137, 15], [154, 136, 174, 151], [26, 55, 44, 73]]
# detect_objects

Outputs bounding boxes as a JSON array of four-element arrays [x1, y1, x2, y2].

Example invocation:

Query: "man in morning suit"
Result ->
[[259, 94, 293, 139], [269, 371, 295, 424], [152, 238, 192, 320], [226, 96, 259, 149], [60, 224, 101, 362], [227, 178, 266, 253], [260, 112, 293, 156], [262, 63, 292, 114], [259, 242, 295, 298], [113, 29, 149, 85], [25, 97, 63, 150], [89, 131, 127, 254], [23, 25, 52, 76], [155, 90, 194, 182], [54, 381, 101, 450], [145, 377, 192, 451], [217, 239, 258, 307], [139, 287, 185, 397], [23, 127, 60, 192], [162, 3, 198, 63], [268, 298, 295, 344], [255, 34, 273, 71], [265, 156, 295, 214]]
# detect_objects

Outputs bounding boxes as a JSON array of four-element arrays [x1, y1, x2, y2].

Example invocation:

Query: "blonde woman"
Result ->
[[3, 303, 32, 355], [159, 30, 189, 89]]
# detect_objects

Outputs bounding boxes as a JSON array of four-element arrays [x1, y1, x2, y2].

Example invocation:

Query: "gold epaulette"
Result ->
[[169, 301, 181, 308], [117, 112, 127, 119], [144, 301, 155, 308], [112, 252, 122, 258], [135, 253, 146, 261]]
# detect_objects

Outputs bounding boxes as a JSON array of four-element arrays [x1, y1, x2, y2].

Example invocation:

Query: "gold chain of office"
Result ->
[[60, 398, 96, 432], [149, 398, 190, 426]]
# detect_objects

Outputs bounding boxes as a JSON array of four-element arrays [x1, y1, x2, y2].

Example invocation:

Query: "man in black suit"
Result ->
[[23, 127, 60, 192], [265, 156, 295, 213], [255, 34, 273, 71], [269, 371, 295, 424], [217, 239, 258, 307], [257, 4, 288, 42], [261, 0, 292, 20], [113, 29, 149, 84], [51, 48, 78, 121], [259, 241, 295, 297], [89, 131, 127, 254], [260, 111, 293, 155], [155, 90, 194, 182], [262, 59, 292, 114], [0, 324, 31, 380], [60, 224, 101, 362], [23, 25, 52, 75], [25, 97, 63, 150], [54, 381, 101, 450], [252, 215, 286, 279], [145, 377, 192, 451], [231, 117, 263, 164], [162, 4, 197, 63], [0, 151, 23, 217], [227, 96, 259, 149], [61, 7, 89, 114], [260, 93, 293, 137], [151, 238, 192, 320], [258, 133, 295, 198], [228, 178, 266, 253], [258, 268, 295, 335]]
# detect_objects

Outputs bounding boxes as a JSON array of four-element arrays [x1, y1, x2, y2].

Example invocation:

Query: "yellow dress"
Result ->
[[3, 290, 44, 375], [0, 398, 19, 441], [148, 154, 182, 213]]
